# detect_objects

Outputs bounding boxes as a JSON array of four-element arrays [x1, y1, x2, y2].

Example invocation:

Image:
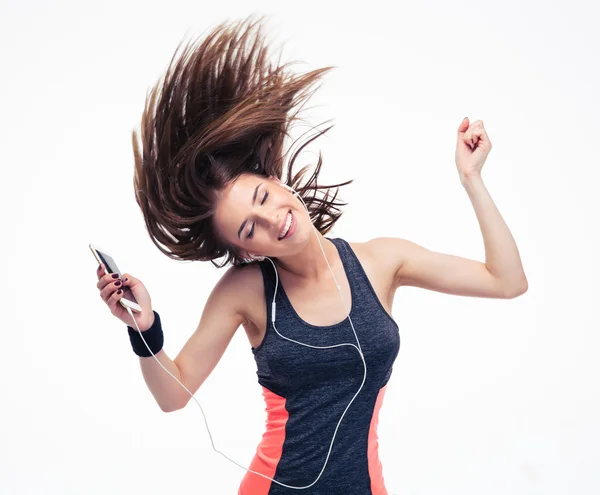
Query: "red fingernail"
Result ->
[[117, 289, 122, 294]]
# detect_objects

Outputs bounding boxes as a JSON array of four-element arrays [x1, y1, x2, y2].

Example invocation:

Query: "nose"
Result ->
[[254, 207, 280, 233]]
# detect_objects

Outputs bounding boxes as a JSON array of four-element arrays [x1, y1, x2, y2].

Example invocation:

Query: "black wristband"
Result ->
[[127, 310, 164, 357]]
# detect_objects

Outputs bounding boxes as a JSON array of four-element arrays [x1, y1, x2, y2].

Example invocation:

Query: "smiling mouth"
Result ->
[[278, 210, 293, 240]]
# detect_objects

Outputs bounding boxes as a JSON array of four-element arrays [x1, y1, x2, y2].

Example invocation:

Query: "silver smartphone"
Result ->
[[89, 243, 142, 312]]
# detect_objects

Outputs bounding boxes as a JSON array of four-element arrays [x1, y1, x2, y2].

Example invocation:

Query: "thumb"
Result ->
[[120, 273, 139, 288], [457, 116, 469, 135]]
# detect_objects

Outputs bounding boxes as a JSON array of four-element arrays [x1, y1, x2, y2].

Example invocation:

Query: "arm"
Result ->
[[140, 266, 247, 412], [370, 175, 527, 299]]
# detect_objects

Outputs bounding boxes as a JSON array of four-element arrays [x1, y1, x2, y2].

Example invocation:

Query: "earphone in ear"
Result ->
[[268, 175, 298, 197], [280, 182, 297, 195]]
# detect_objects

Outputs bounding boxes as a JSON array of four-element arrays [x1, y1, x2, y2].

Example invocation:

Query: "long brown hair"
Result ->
[[132, 14, 353, 268]]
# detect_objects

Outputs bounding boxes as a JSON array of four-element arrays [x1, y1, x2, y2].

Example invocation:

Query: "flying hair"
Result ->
[[131, 14, 354, 268]]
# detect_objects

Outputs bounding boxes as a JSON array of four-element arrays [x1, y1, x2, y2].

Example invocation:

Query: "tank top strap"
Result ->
[[329, 237, 377, 305], [257, 259, 279, 323], [257, 237, 378, 323]]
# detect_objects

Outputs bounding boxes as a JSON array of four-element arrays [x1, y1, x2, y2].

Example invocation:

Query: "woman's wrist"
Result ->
[[127, 310, 164, 357]]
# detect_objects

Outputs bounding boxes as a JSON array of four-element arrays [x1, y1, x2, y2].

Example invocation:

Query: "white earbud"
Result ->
[[279, 181, 298, 195]]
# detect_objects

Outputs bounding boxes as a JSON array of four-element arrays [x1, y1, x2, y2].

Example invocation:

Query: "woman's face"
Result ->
[[214, 173, 309, 258]]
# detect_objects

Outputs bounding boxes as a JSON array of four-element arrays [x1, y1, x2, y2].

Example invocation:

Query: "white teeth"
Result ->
[[279, 212, 292, 239]]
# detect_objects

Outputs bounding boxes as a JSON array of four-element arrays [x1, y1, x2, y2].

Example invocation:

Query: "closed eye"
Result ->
[[247, 191, 269, 239]]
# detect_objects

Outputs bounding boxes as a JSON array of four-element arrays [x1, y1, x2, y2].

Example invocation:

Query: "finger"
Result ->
[[120, 273, 137, 286], [97, 263, 105, 279], [97, 271, 121, 291], [481, 129, 491, 148], [464, 131, 473, 147], [108, 287, 124, 313], [472, 130, 484, 145], [100, 276, 123, 302]]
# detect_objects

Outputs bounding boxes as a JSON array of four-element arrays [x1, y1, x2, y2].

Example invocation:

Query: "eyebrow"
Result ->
[[237, 182, 264, 240]]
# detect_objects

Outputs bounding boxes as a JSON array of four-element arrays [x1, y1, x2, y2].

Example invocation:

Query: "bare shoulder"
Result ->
[[349, 237, 392, 272], [222, 262, 265, 327], [364, 236, 406, 283], [364, 236, 404, 259]]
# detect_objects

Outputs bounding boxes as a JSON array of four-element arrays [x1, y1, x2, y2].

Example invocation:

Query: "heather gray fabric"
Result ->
[[250, 237, 401, 494]]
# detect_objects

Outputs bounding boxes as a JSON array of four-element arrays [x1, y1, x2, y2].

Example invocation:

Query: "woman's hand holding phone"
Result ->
[[96, 264, 155, 331]]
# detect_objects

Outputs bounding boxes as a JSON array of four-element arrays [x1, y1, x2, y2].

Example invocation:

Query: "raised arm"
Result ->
[[368, 119, 527, 299]]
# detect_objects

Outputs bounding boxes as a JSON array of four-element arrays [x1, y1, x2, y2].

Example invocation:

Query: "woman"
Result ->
[[95, 15, 528, 494]]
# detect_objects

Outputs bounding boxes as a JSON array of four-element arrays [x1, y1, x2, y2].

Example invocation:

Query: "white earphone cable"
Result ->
[[125, 181, 366, 490]]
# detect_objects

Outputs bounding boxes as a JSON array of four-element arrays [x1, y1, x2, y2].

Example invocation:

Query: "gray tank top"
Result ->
[[241, 237, 400, 494]]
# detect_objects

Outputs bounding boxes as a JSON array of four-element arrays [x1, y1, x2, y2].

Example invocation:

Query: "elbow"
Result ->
[[504, 279, 528, 299], [160, 404, 177, 413], [160, 400, 185, 413]]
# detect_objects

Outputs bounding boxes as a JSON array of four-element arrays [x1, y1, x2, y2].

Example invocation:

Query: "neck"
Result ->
[[273, 229, 338, 281]]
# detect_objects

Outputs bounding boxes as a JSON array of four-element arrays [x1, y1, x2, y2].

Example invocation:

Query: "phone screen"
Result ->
[[96, 250, 139, 305]]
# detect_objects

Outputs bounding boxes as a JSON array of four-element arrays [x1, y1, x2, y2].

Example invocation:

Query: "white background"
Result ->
[[1, 1, 598, 494]]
